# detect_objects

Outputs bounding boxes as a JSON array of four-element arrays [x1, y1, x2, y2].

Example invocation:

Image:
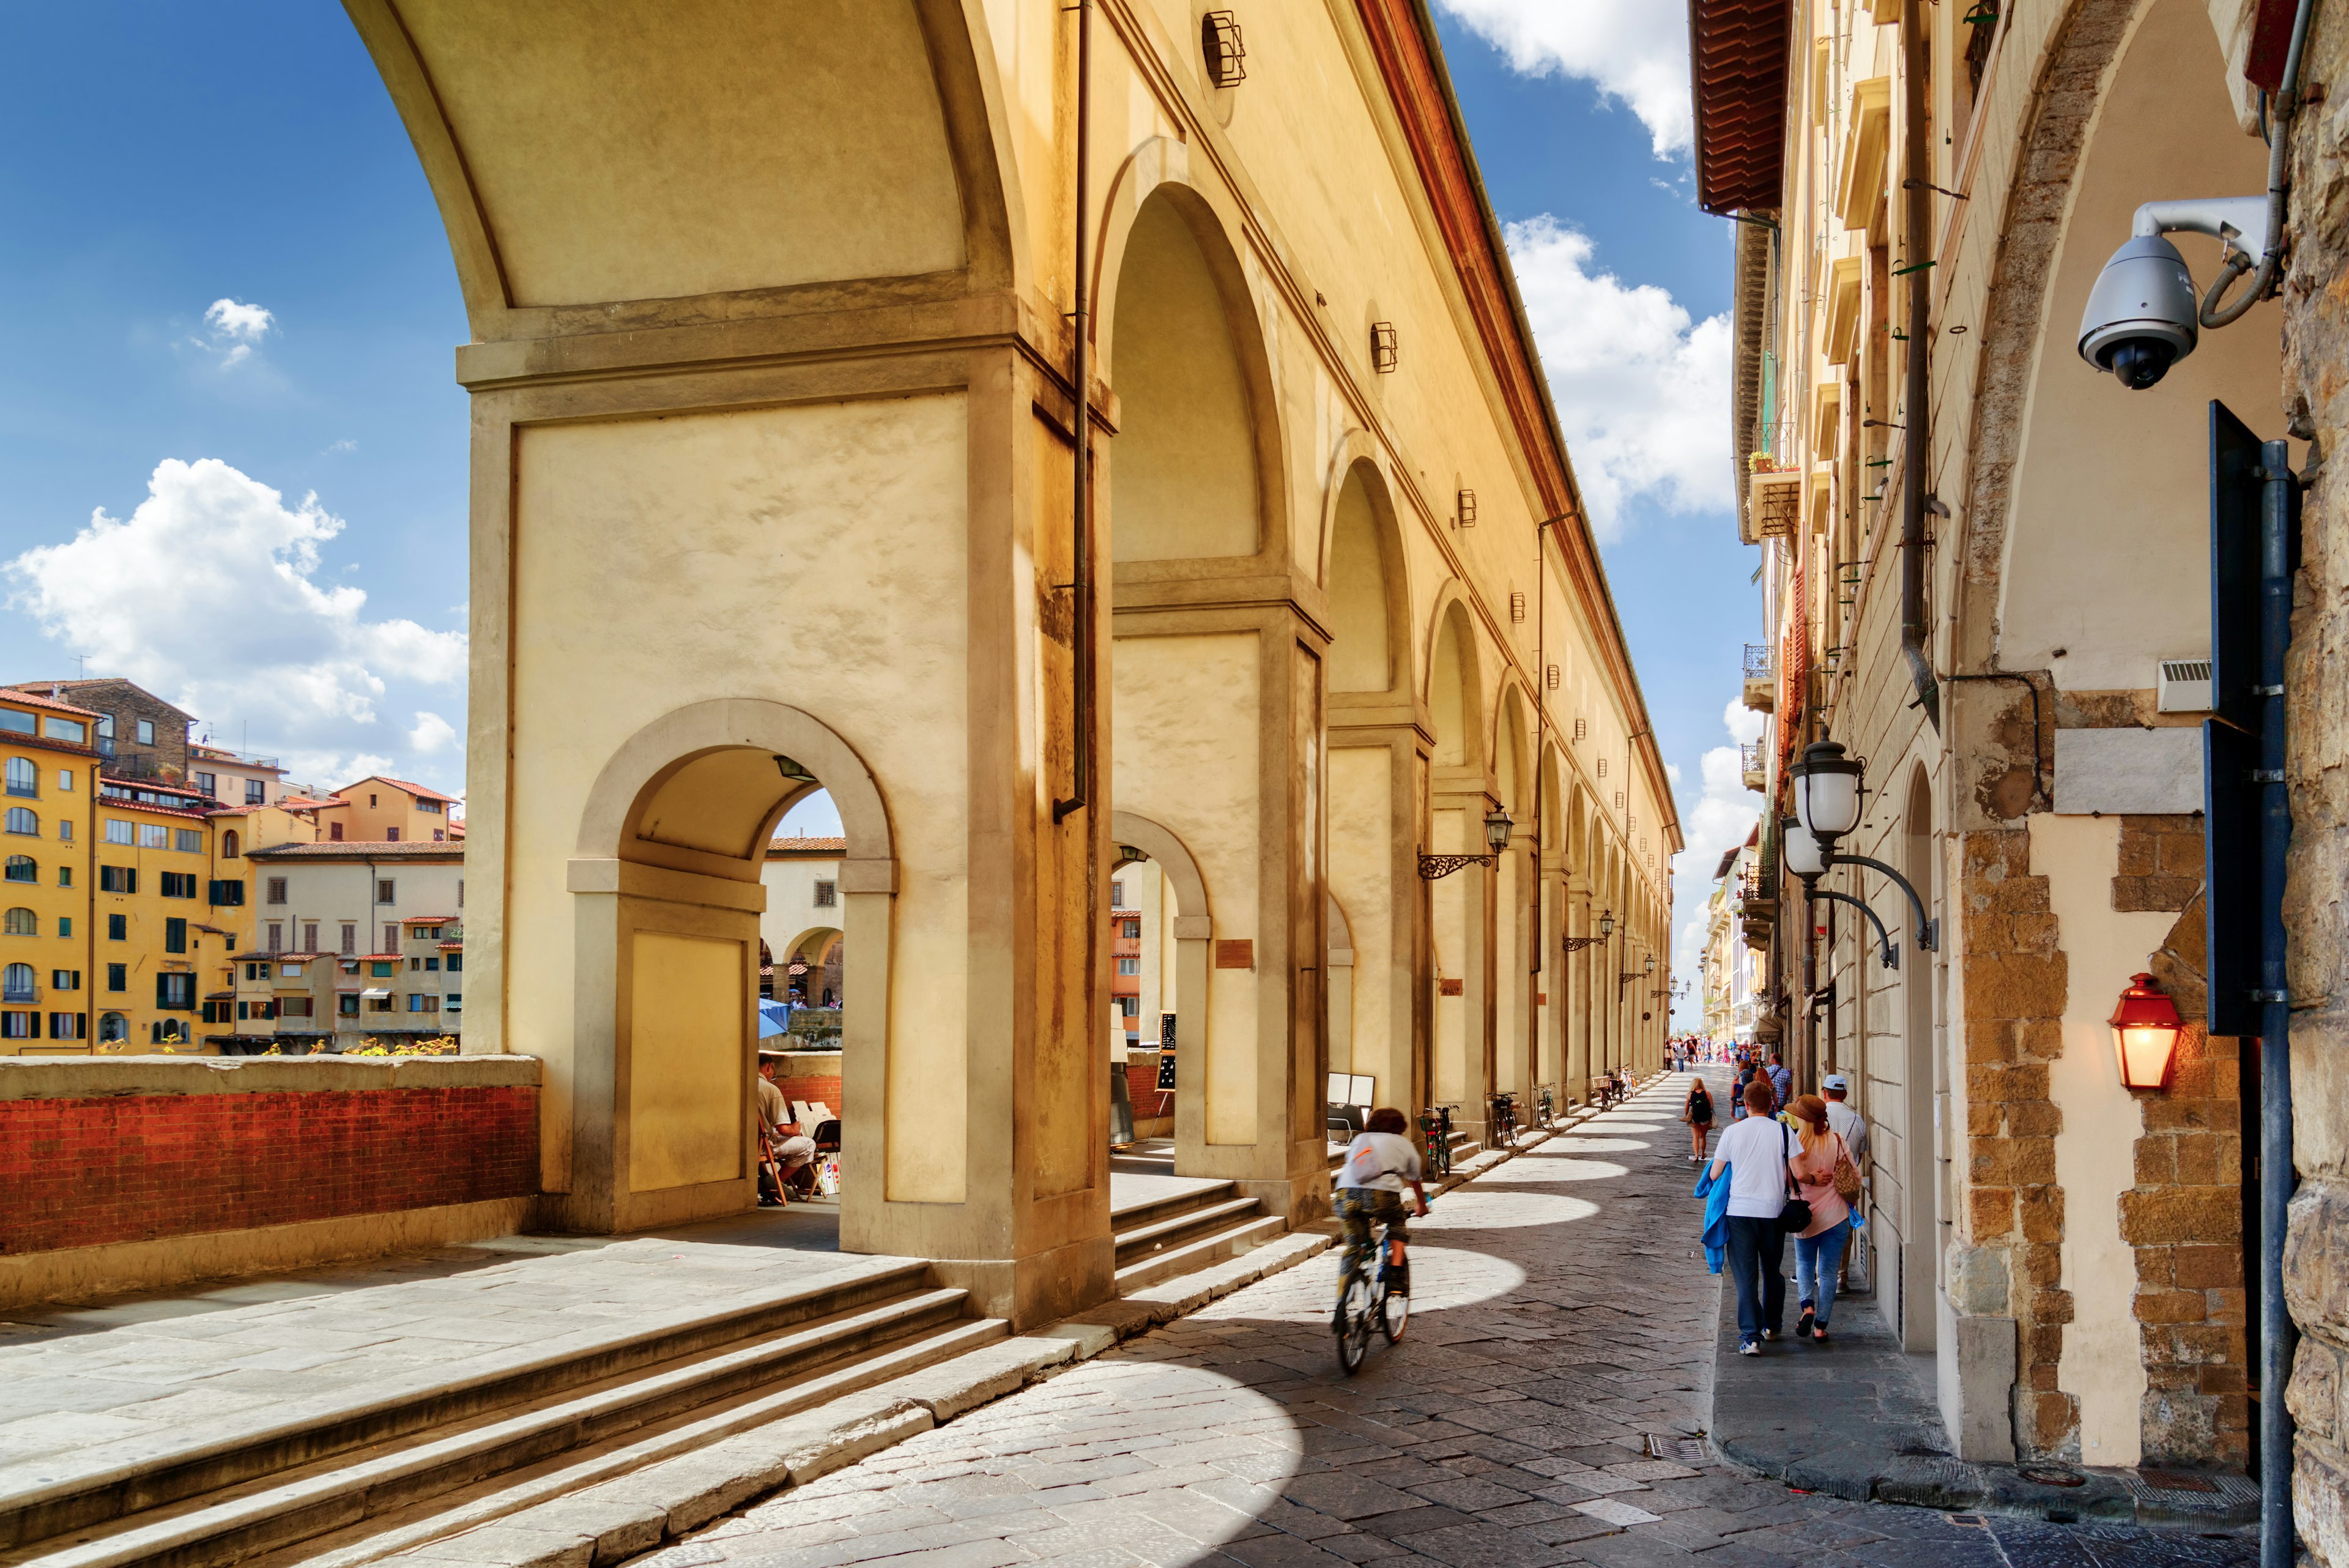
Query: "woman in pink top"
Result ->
[[1786, 1093, 1854, 1342]]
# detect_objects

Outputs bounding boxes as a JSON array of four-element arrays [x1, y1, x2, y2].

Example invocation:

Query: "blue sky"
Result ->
[[0, 5, 1757, 1027]]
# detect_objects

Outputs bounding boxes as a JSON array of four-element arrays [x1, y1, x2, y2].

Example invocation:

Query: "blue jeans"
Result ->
[[1724, 1215, 1785, 1345], [1795, 1219, 1852, 1326]]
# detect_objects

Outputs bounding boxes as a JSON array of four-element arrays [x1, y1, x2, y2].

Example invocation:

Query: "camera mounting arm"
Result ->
[[2132, 196, 2272, 256]]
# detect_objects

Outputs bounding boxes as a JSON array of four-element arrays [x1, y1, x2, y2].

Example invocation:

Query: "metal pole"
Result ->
[[2257, 439, 2297, 1568], [1052, 0, 1093, 825]]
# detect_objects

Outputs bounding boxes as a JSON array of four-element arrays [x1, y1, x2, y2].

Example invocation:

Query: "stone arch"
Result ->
[[1324, 455, 1411, 696], [1424, 592, 1486, 771], [347, 0, 1022, 334], [563, 699, 896, 1235], [1099, 169, 1284, 565], [1109, 810, 1226, 1170]]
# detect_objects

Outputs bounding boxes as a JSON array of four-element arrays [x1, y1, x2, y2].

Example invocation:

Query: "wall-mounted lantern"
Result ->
[[1371, 322, 1399, 373], [1562, 908, 1614, 954], [1201, 12, 1247, 87], [773, 754, 818, 784], [1419, 808, 1513, 880], [1458, 487, 1478, 526], [1789, 738, 1863, 845], [1510, 591, 1525, 623], [2110, 972, 2183, 1090]]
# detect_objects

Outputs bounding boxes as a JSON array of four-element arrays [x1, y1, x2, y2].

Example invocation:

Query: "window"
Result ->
[[303, 922, 318, 951], [221, 829, 240, 858], [4, 907, 36, 937], [136, 719, 155, 746], [56, 865, 69, 888], [103, 819, 132, 845], [245, 962, 268, 981], [42, 717, 84, 743], [376, 879, 395, 904], [419, 798, 443, 815], [1114, 956, 1140, 975], [4, 856, 34, 884], [156, 972, 194, 1010], [280, 996, 313, 1018], [368, 993, 393, 1013], [5, 759, 35, 798], [445, 952, 462, 973], [0, 711, 29, 735], [812, 880, 837, 908], [371, 960, 395, 977], [425, 955, 440, 972], [446, 992, 462, 1011], [385, 827, 401, 842], [267, 923, 283, 953], [433, 829, 445, 842], [138, 823, 169, 849], [6, 808, 37, 836], [340, 923, 356, 956], [174, 828, 202, 853], [408, 956, 420, 971], [281, 961, 305, 978], [99, 866, 135, 894], [56, 917, 69, 938], [384, 923, 399, 953], [57, 770, 72, 792], [49, 1012, 84, 1040], [51, 970, 78, 991], [105, 964, 125, 993], [106, 914, 125, 941], [408, 993, 439, 1013], [369, 793, 379, 807], [339, 994, 360, 1017], [208, 879, 244, 905], [193, 771, 216, 798], [1121, 918, 1141, 938], [1118, 997, 1140, 1017], [160, 872, 196, 899], [245, 778, 265, 805], [266, 877, 288, 904], [3, 963, 34, 1001], [1108, 879, 1124, 905], [165, 918, 188, 955], [330, 821, 344, 841], [97, 1010, 125, 1041], [56, 819, 70, 842], [1, 1013, 35, 1039]]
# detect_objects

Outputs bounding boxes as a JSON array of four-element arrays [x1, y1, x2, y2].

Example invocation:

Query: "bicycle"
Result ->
[[1334, 1203, 1414, 1374], [1534, 1083, 1556, 1130], [1489, 1090, 1518, 1146], [1418, 1107, 1453, 1178]]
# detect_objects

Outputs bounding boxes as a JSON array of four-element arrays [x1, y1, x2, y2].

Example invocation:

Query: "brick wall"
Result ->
[[1126, 1059, 1171, 1123], [773, 1075, 842, 1117], [0, 1059, 538, 1257]]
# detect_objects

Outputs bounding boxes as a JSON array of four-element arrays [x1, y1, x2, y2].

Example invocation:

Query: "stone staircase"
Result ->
[[1110, 1181, 1285, 1295]]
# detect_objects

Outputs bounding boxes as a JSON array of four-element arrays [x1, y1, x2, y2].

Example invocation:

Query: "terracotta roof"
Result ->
[[437, 940, 464, 951], [247, 841, 464, 860], [769, 836, 847, 853], [1690, 0, 1791, 214], [275, 795, 342, 811], [14, 679, 194, 722], [402, 914, 459, 924], [96, 785, 215, 821], [0, 686, 103, 719], [336, 774, 462, 806]]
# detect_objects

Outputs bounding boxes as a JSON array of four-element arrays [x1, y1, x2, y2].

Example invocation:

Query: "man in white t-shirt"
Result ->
[[1332, 1107, 1427, 1329], [1709, 1077, 1795, 1354]]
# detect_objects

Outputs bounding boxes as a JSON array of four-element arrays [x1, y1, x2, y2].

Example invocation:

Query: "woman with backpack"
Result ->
[[1682, 1074, 1715, 1163]]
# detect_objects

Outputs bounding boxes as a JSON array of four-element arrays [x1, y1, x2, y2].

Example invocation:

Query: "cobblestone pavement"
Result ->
[[656, 1075, 2257, 1568]]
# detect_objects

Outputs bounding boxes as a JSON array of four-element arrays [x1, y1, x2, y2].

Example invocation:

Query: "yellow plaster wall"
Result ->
[[627, 930, 745, 1192], [1110, 631, 1259, 1143], [510, 395, 971, 1198], [2033, 813, 2169, 1466], [399, 0, 964, 306]]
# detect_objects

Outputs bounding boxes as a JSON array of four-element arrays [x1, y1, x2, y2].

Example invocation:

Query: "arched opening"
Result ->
[[1493, 688, 1534, 1104], [1327, 466, 1401, 693], [1107, 193, 1260, 563], [1426, 600, 1487, 1130], [1104, 812, 1213, 1164]]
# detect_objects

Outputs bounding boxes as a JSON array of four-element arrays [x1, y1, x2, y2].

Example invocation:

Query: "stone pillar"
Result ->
[[1431, 785, 1498, 1146], [1326, 722, 1424, 1117]]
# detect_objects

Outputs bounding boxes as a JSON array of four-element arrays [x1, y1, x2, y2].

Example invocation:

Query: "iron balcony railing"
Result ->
[[1743, 643, 1772, 679]]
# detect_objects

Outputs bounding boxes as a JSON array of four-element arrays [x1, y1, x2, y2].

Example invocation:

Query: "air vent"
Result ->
[[2158, 658, 2213, 713], [1201, 12, 1247, 87]]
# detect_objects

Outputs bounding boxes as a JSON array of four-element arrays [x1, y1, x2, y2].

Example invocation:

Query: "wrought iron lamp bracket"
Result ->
[[1825, 852, 1939, 951], [1417, 852, 1496, 880]]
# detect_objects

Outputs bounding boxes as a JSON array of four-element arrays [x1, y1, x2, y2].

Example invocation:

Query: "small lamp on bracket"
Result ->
[[2110, 972, 2183, 1090]]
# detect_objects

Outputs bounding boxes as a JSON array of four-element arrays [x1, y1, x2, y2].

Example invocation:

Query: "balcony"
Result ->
[[2, 982, 40, 1005], [1742, 644, 1775, 714], [1740, 741, 1767, 793]]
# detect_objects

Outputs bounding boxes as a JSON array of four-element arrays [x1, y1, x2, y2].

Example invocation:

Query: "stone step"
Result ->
[[1111, 1213, 1285, 1295], [2, 1282, 987, 1568], [1111, 1195, 1264, 1269], [1105, 1178, 1238, 1234]]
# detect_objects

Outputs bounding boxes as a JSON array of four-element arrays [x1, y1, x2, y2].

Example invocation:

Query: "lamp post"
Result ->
[[1419, 807, 1515, 880]]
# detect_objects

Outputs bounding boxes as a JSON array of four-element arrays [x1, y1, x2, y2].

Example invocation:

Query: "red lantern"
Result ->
[[2109, 972, 2182, 1090]]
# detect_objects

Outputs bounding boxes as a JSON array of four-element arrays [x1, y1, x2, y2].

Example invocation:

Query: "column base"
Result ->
[[930, 1233, 1116, 1330]]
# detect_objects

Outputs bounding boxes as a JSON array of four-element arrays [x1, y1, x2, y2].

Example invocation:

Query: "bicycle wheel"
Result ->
[[1379, 1263, 1410, 1341], [1336, 1270, 1375, 1374]]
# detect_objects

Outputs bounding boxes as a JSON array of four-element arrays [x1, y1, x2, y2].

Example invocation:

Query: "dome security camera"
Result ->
[[2079, 197, 2270, 390]]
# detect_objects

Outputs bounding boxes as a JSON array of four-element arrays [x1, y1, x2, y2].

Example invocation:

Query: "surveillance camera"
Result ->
[[2079, 196, 2269, 390]]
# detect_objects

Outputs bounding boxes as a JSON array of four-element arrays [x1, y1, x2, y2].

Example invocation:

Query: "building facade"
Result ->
[[0, 688, 103, 1055], [12, 679, 195, 784], [1692, 0, 2347, 1547]]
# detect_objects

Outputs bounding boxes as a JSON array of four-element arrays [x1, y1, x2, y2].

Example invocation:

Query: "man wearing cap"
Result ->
[[1822, 1074, 1868, 1162]]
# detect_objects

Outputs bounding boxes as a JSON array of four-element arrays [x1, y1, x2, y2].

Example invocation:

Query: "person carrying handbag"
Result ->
[[1785, 1093, 1862, 1341], [1705, 1077, 1806, 1354]]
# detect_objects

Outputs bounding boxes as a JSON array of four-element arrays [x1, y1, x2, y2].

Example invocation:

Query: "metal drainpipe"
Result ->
[[2256, 441, 2298, 1568], [1899, 0, 1939, 730], [1053, 0, 1094, 825]]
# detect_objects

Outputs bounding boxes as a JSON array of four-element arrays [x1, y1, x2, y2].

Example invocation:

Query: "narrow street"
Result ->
[[640, 1076, 2255, 1568]]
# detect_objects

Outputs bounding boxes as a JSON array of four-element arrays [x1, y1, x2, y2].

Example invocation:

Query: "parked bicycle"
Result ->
[[1534, 1083, 1557, 1129], [1334, 1198, 1416, 1373], [1418, 1107, 1453, 1177], [1489, 1090, 1518, 1145]]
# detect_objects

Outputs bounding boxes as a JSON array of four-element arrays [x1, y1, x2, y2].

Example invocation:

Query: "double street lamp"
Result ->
[[1784, 739, 1939, 965]]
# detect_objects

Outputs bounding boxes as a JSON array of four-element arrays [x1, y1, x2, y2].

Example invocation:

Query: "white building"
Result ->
[[760, 836, 843, 1006]]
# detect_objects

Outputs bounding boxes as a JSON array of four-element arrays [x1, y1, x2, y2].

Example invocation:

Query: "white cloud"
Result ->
[[1724, 697, 1764, 746], [1504, 217, 1730, 538], [204, 299, 273, 342], [1435, 0, 1693, 157], [408, 712, 460, 755], [7, 458, 467, 790], [324, 438, 358, 455]]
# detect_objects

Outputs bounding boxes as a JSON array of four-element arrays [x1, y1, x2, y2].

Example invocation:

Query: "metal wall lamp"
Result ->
[[1617, 954, 1656, 990], [1785, 738, 1941, 951], [1419, 808, 1513, 880], [1561, 908, 1616, 953]]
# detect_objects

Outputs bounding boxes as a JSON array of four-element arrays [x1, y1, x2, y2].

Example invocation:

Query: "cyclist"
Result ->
[[1333, 1107, 1429, 1331]]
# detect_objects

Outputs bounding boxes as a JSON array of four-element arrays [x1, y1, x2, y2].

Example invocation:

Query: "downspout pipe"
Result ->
[[1053, 0, 1094, 825], [1899, 0, 1939, 730]]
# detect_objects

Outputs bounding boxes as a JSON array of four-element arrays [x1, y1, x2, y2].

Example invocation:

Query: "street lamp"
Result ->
[[1419, 807, 1515, 879], [1789, 739, 1864, 847], [1562, 908, 1614, 954], [2110, 972, 2183, 1090]]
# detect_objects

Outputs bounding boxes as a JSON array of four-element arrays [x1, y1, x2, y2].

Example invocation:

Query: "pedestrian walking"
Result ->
[[1708, 1077, 1798, 1354], [1785, 1093, 1860, 1342], [1765, 1052, 1794, 1112], [1682, 1073, 1715, 1162], [1730, 1060, 1757, 1121], [1821, 1073, 1868, 1161]]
